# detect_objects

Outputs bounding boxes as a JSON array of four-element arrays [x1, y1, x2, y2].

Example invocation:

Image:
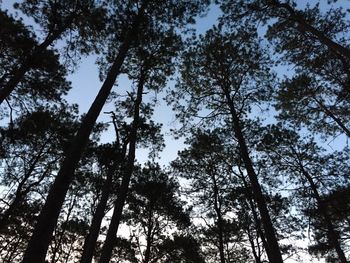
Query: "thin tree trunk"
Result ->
[[0, 26, 67, 104], [269, 0, 350, 61], [313, 97, 350, 137], [211, 173, 225, 263], [298, 165, 348, 263], [223, 88, 284, 263], [238, 167, 270, 258], [80, 164, 115, 263], [80, 112, 128, 263], [246, 225, 262, 263], [215, 204, 225, 263], [21, 9, 145, 263], [0, 138, 52, 230], [143, 207, 154, 263], [0, 9, 79, 105], [98, 71, 145, 263], [144, 237, 152, 263], [50, 197, 76, 263]]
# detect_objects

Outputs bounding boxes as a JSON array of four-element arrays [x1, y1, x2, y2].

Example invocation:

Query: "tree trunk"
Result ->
[[21, 9, 145, 263], [246, 225, 262, 263], [238, 167, 270, 258], [80, 164, 115, 263], [0, 26, 67, 104], [50, 197, 76, 263], [143, 207, 154, 263], [313, 97, 350, 138], [298, 165, 348, 263], [269, 0, 350, 61], [211, 173, 225, 263], [98, 71, 145, 263], [223, 88, 284, 263], [0, 138, 51, 230], [80, 110, 129, 263]]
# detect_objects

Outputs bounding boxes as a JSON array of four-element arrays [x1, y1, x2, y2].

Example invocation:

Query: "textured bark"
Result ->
[[223, 88, 284, 263], [98, 71, 145, 263], [21, 11, 144, 263]]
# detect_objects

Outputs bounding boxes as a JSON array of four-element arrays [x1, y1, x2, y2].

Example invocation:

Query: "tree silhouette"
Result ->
[[170, 25, 284, 262], [0, 0, 106, 104], [0, 1, 349, 262]]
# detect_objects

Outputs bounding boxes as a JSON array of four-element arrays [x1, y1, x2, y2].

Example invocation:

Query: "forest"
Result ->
[[0, 0, 349, 262]]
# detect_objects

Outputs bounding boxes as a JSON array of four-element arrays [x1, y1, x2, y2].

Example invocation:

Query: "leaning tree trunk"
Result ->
[[80, 161, 119, 263], [49, 197, 76, 263], [246, 225, 262, 263], [223, 88, 284, 263], [80, 111, 128, 263], [298, 165, 348, 263], [0, 139, 49, 230], [238, 167, 270, 258], [98, 72, 145, 263], [21, 8, 146, 263], [312, 97, 350, 138], [269, 0, 350, 61], [0, 23, 69, 104]]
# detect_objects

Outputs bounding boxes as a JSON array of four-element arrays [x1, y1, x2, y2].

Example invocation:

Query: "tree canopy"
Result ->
[[0, 1, 349, 262]]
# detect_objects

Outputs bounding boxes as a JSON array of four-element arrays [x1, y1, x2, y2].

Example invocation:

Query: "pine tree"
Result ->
[[0, 0, 106, 104], [169, 25, 284, 262]]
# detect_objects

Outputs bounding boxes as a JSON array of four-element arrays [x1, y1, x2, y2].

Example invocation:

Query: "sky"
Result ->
[[59, 3, 222, 165], [1, 0, 350, 262], [1, 0, 348, 163]]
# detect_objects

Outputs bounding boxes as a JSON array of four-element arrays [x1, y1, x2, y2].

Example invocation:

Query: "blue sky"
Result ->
[[61, 3, 222, 164]]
